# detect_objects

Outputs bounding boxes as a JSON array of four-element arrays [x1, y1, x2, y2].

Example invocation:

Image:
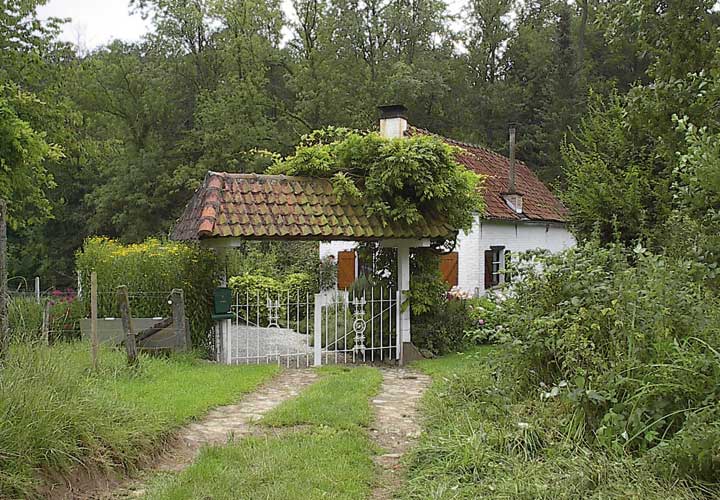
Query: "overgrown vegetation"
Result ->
[[75, 237, 220, 348], [269, 128, 483, 236], [405, 348, 704, 499], [497, 244, 720, 486], [0, 342, 278, 499]]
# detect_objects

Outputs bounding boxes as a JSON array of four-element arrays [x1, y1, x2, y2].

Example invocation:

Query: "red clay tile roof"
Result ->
[[170, 172, 455, 241], [409, 126, 568, 223]]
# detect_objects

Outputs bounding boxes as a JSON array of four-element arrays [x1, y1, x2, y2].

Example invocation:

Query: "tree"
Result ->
[[0, 90, 62, 228]]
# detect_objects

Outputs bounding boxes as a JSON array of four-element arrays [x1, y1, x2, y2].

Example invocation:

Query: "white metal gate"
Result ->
[[217, 288, 400, 367]]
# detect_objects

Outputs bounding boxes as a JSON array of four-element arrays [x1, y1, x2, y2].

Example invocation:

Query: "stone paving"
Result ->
[[370, 368, 432, 499]]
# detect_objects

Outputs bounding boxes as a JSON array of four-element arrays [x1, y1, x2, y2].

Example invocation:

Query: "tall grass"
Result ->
[[0, 342, 278, 498], [404, 348, 705, 499]]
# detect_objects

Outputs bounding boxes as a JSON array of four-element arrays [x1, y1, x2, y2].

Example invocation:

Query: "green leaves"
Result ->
[[270, 128, 484, 240], [0, 89, 62, 228]]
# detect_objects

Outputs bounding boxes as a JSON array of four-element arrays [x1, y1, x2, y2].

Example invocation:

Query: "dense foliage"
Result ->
[[75, 238, 220, 348], [481, 243, 720, 489], [2, 0, 676, 288], [405, 348, 704, 499], [270, 128, 483, 235]]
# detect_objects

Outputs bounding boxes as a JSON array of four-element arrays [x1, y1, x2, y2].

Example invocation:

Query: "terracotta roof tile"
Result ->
[[408, 126, 568, 223], [171, 172, 454, 241]]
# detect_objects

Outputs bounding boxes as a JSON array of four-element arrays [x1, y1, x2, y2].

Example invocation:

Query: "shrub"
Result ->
[[228, 272, 315, 299], [496, 241, 720, 483], [75, 237, 220, 349], [412, 298, 475, 356]]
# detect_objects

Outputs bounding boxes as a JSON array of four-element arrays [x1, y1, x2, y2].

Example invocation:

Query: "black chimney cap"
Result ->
[[378, 104, 408, 120]]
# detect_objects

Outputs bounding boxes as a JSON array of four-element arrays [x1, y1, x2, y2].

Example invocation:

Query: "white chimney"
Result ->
[[378, 104, 408, 139], [503, 124, 524, 214]]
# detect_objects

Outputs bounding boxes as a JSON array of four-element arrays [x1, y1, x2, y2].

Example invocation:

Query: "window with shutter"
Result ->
[[484, 246, 505, 289]]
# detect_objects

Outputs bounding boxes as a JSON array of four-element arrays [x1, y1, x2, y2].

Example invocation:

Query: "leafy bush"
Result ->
[[224, 241, 320, 282], [228, 272, 315, 300], [75, 237, 220, 349], [268, 127, 484, 242], [412, 299, 475, 356], [496, 242, 720, 484]]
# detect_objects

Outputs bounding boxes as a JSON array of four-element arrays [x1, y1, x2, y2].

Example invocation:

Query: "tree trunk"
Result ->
[[577, 0, 589, 81]]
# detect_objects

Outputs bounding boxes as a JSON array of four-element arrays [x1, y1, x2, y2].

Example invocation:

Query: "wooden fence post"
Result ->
[[0, 200, 7, 362], [90, 271, 99, 370], [171, 288, 188, 351], [41, 300, 50, 346], [117, 285, 137, 365]]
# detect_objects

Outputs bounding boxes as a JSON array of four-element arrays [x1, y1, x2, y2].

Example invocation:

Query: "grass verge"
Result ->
[[145, 427, 375, 500], [403, 346, 703, 499], [261, 365, 383, 429], [0, 342, 278, 499]]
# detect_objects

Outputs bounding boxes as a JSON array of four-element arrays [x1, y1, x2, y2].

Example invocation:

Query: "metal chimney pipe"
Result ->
[[508, 124, 517, 193]]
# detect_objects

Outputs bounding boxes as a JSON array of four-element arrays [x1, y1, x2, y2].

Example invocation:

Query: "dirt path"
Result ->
[[370, 368, 432, 499], [60, 368, 319, 499]]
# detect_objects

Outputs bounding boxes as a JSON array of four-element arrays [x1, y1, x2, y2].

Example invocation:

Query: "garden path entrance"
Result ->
[[370, 368, 432, 499], [218, 288, 401, 367]]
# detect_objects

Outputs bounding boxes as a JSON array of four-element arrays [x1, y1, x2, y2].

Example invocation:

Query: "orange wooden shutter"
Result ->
[[439, 252, 459, 287], [337, 251, 356, 289]]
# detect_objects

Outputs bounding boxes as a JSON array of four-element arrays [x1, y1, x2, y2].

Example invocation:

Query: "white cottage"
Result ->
[[320, 105, 575, 295]]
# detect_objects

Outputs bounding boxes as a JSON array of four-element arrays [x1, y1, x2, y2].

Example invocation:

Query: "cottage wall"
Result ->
[[455, 216, 575, 294], [318, 216, 575, 294]]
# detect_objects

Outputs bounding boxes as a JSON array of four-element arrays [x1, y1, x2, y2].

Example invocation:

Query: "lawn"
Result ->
[[144, 365, 383, 499], [402, 346, 702, 499], [146, 428, 375, 500], [261, 365, 383, 429], [0, 342, 278, 499]]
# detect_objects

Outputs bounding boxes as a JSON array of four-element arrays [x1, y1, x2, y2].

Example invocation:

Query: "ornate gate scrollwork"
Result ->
[[351, 297, 367, 353]]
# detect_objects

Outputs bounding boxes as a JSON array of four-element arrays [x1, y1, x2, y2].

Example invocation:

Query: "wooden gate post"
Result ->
[[171, 288, 188, 351], [0, 200, 7, 362], [90, 272, 99, 370], [41, 300, 50, 346], [117, 285, 137, 365]]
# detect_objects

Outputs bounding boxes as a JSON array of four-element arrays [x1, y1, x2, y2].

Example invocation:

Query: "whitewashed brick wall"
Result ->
[[319, 216, 576, 294], [456, 217, 575, 294]]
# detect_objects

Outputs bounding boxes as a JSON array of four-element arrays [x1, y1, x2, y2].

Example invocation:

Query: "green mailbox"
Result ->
[[212, 287, 234, 321]]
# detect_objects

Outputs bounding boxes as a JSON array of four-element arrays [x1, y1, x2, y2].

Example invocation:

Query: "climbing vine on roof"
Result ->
[[268, 127, 485, 237]]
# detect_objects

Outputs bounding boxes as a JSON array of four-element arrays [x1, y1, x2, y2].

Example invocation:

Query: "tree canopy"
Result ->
[[1, 0, 719, 286]]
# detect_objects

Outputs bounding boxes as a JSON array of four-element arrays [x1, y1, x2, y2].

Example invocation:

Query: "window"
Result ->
[[484, 246, 507, 289]]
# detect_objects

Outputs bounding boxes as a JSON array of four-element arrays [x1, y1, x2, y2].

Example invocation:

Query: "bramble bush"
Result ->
[[75, 237, 220, 349], [497, 242, 720, 485]]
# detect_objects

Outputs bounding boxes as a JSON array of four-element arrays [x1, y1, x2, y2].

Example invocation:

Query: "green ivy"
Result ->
[[268, 128, 484, 241]]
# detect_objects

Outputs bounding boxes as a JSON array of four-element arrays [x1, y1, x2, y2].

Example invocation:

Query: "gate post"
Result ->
[[313, 293, 323, 367], [224, 318, 232, 364]]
